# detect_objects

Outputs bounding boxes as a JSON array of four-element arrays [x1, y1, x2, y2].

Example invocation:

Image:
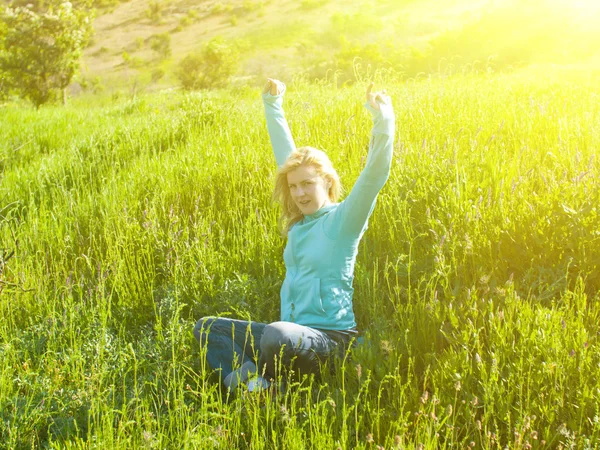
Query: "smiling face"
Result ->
[[286, 164, 332, 216]]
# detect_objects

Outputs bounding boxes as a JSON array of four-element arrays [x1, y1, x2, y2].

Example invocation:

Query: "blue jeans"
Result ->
[[193, 317, 357, 383]]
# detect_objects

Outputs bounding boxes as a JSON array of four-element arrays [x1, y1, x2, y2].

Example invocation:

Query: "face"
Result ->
[[287, 164, 332, 215]]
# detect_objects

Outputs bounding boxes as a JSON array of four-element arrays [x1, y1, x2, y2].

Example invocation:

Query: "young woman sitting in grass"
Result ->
[[193, 79, 395, 393]]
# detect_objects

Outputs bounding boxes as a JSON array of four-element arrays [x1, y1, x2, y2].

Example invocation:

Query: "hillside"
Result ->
[[81, 0, 489, 91], [3, 0, 600, 95]]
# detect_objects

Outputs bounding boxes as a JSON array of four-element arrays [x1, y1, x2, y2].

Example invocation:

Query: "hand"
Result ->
[[263, 78, 283, 96], [366, 82, 390, 111]]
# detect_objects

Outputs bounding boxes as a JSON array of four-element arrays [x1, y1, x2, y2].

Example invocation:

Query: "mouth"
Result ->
[[298, 200, 310, 206]]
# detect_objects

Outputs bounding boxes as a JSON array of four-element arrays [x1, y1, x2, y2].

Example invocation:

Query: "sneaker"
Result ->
[[247, 375, 270, 392], [223, 361, 257, 393]]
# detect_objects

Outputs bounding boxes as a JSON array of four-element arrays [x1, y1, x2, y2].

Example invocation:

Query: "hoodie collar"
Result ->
[[303, 203, 337, 223]]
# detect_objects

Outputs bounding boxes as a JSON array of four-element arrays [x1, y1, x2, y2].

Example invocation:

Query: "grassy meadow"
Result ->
[[1, 67, 600, 448]]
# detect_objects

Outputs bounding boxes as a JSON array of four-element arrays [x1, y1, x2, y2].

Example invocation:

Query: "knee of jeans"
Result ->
[[260, 322, 295, 355], [193, 316, 217, 344]]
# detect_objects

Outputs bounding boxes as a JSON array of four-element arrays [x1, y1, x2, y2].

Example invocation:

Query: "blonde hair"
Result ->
[[273, 146, 342, 236]]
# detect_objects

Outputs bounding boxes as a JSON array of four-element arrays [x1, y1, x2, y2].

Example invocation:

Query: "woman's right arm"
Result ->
[[262, 79, 296, 168]]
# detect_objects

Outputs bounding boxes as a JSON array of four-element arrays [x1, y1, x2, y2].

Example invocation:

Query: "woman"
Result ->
[[194, 79, 395, 393]]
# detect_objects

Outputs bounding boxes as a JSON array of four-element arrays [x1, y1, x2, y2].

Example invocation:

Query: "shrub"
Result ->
[[179, 15, 192, 28], [146, 0, 165, 24], [175, 37, 239, 90], [149, 32, 171, 59]]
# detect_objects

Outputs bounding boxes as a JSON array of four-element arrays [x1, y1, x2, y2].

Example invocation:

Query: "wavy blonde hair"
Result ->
[[273, 146, 342, 236]]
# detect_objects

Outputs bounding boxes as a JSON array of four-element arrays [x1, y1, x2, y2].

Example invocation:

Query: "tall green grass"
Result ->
[[1, 68, 599, 448]]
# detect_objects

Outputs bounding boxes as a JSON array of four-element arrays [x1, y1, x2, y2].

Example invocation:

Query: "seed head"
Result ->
[[531, 431, 538, 440], [356, 364, 362, 379]]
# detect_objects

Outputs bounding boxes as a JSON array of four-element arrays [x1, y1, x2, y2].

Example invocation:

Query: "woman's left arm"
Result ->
[[327, 84, 395, 239]]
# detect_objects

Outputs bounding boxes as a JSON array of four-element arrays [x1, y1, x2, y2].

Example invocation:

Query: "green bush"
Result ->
[[175, 37, 239, 90], [146, 0, 165, 24], [149, 32, 171, 59]]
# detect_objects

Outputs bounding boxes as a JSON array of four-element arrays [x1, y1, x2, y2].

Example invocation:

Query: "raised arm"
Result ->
[[262, 79, 296, 168], [325, 83, 395, 239]]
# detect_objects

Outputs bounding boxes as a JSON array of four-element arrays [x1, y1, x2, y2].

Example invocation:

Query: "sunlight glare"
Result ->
[[551, 0, 600, 15]]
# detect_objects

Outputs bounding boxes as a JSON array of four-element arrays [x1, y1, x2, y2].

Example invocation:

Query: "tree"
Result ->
[[0, 2, 93, 107], [175, 37, 239, 90]]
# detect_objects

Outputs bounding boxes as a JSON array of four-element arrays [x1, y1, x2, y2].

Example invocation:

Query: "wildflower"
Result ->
[[366, 433, 374, 443], [446, 405, 453, 417], [142, 430, 154, 443], [455, 380, 462, 391], [393, 435, 402, 447], [420, 390, 429, 404], [279, 405, 290, 423], [356, 364, 362, 379], [380, 340, 394, 356]]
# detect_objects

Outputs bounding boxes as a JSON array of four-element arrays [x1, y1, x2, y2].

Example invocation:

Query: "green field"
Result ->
[[1, 68, 600, 448]]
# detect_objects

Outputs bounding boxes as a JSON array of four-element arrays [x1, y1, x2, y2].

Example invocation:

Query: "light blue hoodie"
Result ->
[[262, 86, 395, 331]]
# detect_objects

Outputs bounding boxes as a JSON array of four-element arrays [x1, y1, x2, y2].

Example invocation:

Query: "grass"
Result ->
[[1, 68, 599, 449]]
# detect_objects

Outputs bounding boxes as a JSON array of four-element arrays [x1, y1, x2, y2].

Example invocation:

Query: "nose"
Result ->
[[295, 186, 305, 197]]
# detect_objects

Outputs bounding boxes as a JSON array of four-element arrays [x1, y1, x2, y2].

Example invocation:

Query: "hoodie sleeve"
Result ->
[[262, 83, 296, 168], [325, 101, 395, 239]]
